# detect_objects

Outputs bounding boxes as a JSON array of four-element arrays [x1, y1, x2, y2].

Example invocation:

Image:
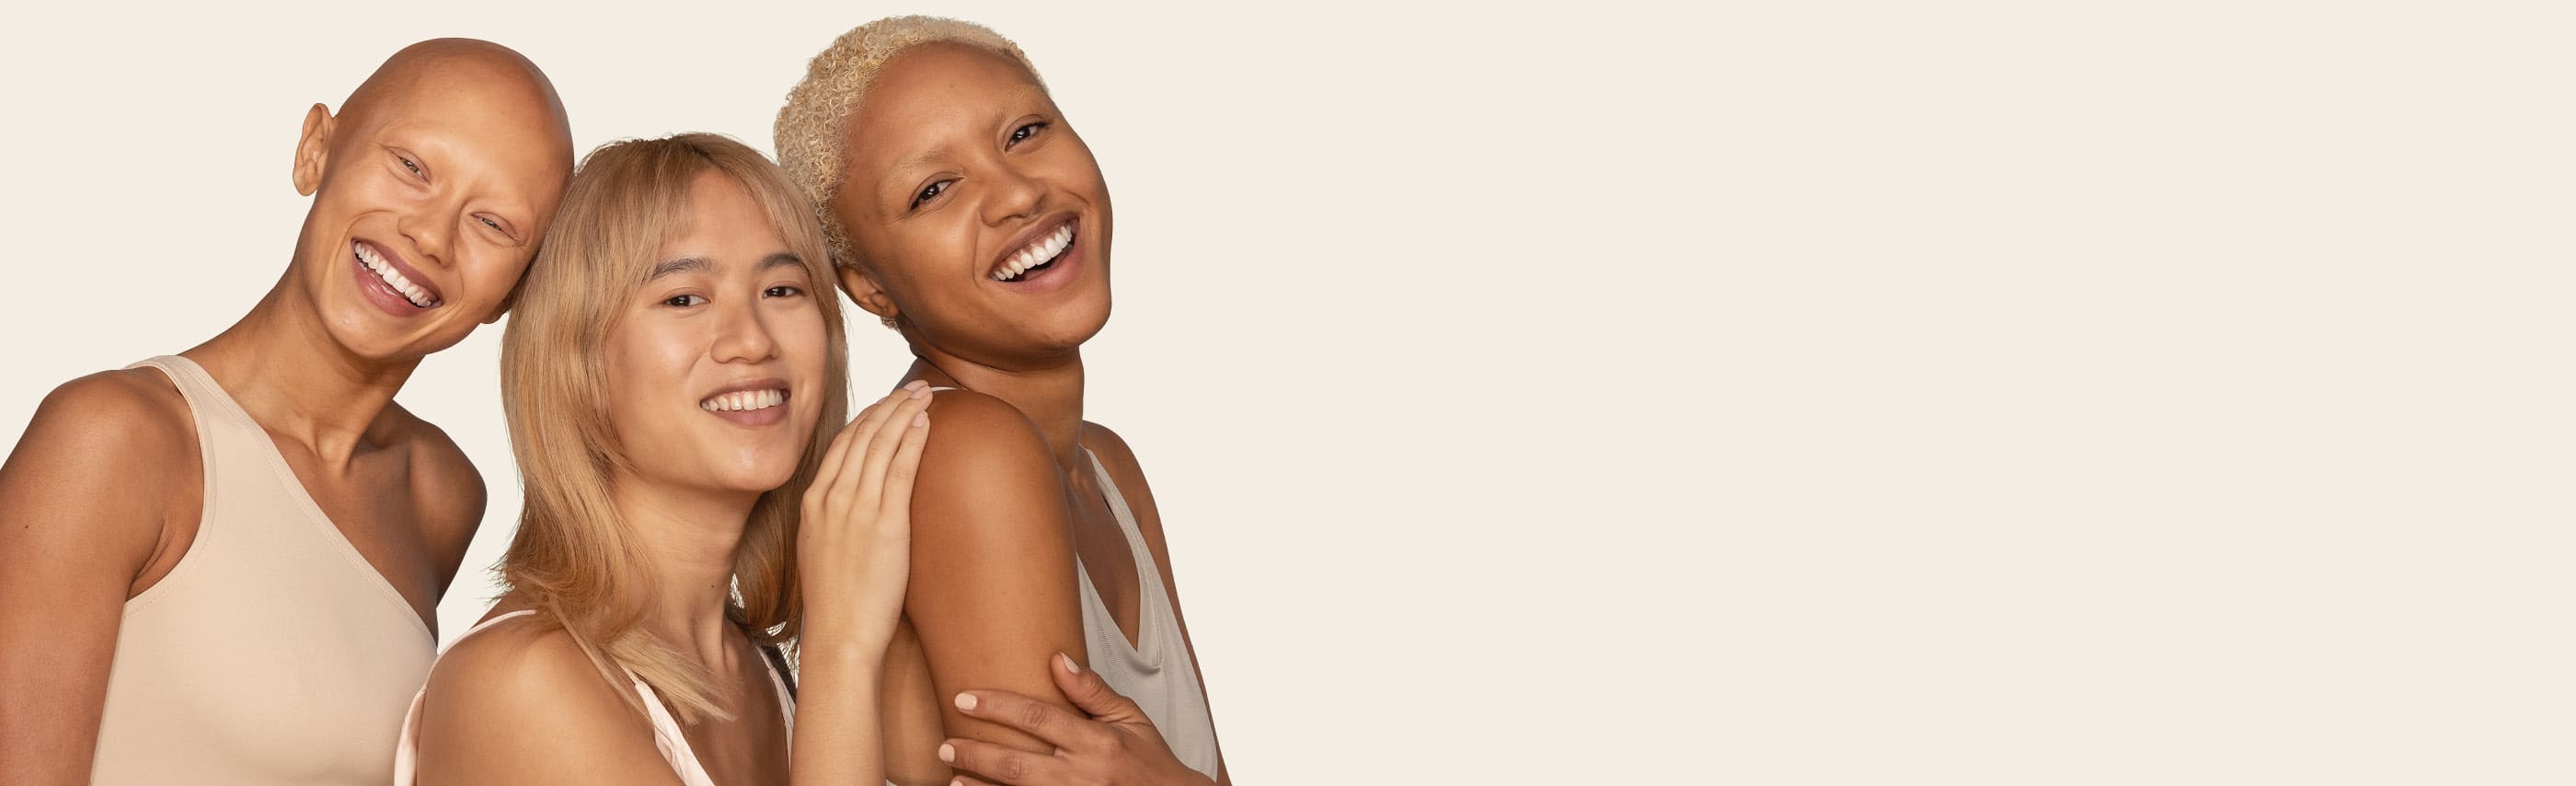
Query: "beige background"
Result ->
[[3, 1, 2570, 781]]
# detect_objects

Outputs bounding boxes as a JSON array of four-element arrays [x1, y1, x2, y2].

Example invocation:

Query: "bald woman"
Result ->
[[0, 39, 575, 785]]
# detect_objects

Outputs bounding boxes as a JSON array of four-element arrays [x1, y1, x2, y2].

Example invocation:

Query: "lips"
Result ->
[[987, 214, 1079, 283], [352, 239, 443, 309], [698, 378, 791, 427]]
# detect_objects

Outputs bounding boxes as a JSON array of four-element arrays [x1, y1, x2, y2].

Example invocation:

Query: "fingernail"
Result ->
[[913, 412, 929, 427], [904, 379, 929, 391], [910, 387, 928, 399], [1059, 653, 1082, 675], [954, 692, 977, 711], [937, 743, 954, 763]]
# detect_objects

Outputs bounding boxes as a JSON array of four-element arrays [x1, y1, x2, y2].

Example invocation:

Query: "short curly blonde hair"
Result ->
[[775, 16, 1044, 270]]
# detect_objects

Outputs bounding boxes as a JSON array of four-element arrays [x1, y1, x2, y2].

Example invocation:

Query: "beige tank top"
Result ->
[[89, 356, 436, 785], [1075, 449, 1221, 778]]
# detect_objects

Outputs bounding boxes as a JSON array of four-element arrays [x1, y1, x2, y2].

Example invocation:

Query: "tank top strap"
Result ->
[[126, 355, 261, 433], [1081, 448, 1167, 594]]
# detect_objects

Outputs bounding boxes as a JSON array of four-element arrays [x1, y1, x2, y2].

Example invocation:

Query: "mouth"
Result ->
[[352, 240, 443, 309], [990, 218, 1077, 283], [699, 381, 792, 427]]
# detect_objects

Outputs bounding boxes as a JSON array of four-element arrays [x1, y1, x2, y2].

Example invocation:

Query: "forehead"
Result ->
[[842, 43, 1049, 175], [351, 69, 572, 209]]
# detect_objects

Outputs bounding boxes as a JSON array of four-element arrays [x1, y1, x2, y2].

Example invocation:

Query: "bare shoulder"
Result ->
[[19, 368, 197, 463], [3, 369, 198, 523], [422, 613, 619, 711], [381, 406, 487, 570], [415, 613, 669, 781], [914, 388, 1061, 507]]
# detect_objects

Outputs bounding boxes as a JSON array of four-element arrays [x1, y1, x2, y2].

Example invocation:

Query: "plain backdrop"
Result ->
[[3, 1, 2570, 782]]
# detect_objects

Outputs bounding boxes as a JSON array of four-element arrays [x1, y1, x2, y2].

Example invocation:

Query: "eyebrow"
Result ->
[[647, 252, 803, 281], [882, 145, 954, 191], [648, 256, 710, 281]]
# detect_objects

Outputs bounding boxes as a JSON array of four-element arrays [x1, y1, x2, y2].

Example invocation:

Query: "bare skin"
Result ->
[[413, 168, 927, 785], [827, 41, 1228, 785], [0, 39, 572, 785]]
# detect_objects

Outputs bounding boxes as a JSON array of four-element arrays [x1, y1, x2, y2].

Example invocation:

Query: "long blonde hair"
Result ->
[[498, 133, 849, 722]]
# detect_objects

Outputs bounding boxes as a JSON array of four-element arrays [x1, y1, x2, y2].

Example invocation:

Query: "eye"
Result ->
[[476, 215, 512, 237], [1007, 121, 1049, 148], [396, 154, 425, 180], [909, 179, 953, 211], [662, 294, 705, 307], [765, 284, 804, 298]]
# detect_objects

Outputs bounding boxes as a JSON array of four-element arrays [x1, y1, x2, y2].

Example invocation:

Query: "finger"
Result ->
[[877, 401, 932, 527], [851, 386, 935, 514], [953, 688, 1110, 752], [947, 776, 998, 786], [1050, 652, 1152, 728], [939, 737, 1061, 785], [803, 415, 863, 516], [829, 383, 923, 506]]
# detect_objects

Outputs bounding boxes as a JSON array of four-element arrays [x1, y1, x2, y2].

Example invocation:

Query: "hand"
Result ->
[[939, 653, 1214, 786], [797, 381, 933, 647]]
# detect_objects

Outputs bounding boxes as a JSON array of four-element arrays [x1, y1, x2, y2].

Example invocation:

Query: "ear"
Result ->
[[293, 103, 334, 196], [835, 262, 900, 326]]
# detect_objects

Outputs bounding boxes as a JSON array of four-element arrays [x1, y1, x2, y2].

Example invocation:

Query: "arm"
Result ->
[[942, 653, 1214, 786], [0, 372, 196, 785], [908, 391, 1093, 780], [400, 417, 488, 597], [794, 384, 934, 784]]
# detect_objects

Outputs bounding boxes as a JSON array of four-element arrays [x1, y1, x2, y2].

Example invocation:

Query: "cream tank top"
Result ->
[[89, 356, 436, 785], [1075, 449, 1221, 779]]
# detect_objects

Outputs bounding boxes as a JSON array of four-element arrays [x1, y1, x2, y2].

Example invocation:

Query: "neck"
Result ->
[[606, 476, 759, 665], [184, 278, 420, 468], [911, 347, 1087, 468]]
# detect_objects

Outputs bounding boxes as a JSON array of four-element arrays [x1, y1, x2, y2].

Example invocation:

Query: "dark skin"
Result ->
[[0, 39, 572, 784], [827, 41, 1228, 785]]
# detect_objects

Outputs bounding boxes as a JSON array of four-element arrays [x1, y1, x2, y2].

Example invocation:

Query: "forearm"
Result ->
[[790, 631, 889, 786]]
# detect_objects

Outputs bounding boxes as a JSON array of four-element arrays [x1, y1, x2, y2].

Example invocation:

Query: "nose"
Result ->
[[978, 158, 1046, 226], [710, 296, 780, 364], [398, 200, 458, 269]]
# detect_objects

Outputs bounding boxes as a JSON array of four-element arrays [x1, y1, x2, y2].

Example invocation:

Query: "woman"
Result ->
[[0, 40, 573, 785], [398, 133, 926, 784], [776, 17, 1230, 784]]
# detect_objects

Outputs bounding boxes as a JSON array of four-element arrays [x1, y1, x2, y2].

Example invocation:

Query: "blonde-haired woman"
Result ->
[[778, 17, 1228, 785], [396, 133, 926, 784]]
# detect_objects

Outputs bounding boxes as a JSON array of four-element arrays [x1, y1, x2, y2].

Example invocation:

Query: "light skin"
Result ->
[[829, 42, 1229, 786], [413, 169, 931, 785], [0, 39, 571, 785]]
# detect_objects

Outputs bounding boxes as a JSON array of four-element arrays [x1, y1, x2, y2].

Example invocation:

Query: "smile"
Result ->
[[353, 240, 442, 308], [699, 388, 788, 412], [991, 220, 1075, 283]]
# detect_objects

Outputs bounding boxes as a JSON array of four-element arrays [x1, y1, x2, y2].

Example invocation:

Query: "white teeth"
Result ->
[[353, 242, 440, 308], [992, 223, 1075, 281], [698, 388, 788, 412]]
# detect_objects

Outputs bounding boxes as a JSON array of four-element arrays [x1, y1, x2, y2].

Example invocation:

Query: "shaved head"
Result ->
[[282, 38, 580, 362], [338, 38, 572, 169]]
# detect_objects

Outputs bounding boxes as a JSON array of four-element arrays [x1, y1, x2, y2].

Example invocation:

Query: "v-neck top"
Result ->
[[89, 355, 436, 785], [1072, 449, 1220, 779]]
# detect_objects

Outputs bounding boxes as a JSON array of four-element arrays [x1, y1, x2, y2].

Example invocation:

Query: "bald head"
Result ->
[[282, 38, 581, 353], [339, 38, 572, 164]]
